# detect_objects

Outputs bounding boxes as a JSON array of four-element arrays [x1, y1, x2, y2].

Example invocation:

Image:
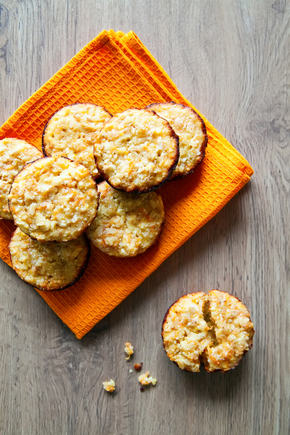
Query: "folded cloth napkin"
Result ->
[[0, 30, 253, 338]]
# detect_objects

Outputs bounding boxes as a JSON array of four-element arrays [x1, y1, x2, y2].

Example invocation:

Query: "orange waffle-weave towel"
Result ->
[[0, 30, 253, 338]]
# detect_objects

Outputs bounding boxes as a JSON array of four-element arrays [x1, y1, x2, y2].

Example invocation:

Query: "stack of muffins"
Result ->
[[1, 103, 255, 373], [0, 102, 207, 291]]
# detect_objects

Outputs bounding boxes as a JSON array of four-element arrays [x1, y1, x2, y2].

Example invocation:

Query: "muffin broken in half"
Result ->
[[162, 290, 254, 373]]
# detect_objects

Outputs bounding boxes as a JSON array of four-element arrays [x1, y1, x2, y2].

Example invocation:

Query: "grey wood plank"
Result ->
[[0, 0, 289, 434]]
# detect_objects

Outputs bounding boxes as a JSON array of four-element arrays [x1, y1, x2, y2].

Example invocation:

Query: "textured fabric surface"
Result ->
[[0, 30, 253, 338]]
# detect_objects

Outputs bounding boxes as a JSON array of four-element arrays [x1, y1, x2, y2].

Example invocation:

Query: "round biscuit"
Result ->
[[162, 290, 254, 373], [9, 156, 99, 242], [86, 181, 165, 257], [94, 108, 179, 193], [0, 138, 43, 220], [9, 228, 90, 291], [146, 102, 207, 180], [42, 103, 112, 179]]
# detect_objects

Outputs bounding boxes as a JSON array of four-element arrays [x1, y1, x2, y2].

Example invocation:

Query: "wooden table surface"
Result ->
[[0, 1, 289, 434]]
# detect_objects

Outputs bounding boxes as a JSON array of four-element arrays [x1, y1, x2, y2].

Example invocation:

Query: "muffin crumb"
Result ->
[[138, 371, 157, 386], [102, 379, 115, 393], [124, 342, 134, 360], [134, 362, 143, 371]]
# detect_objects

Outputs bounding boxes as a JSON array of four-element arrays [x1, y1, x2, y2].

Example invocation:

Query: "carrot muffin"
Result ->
[[9, 228, 90, 291], [146, 102, 207, 180], [94, 108, 179, 193], [162, 290, 254, 373], [9, 156, 99, 242], [42, 103, 112, 178], [86, 181, 165, 257], [0, 138, 43, 220]]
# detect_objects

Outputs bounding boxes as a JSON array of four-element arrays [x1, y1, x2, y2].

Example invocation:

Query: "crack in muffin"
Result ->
[[9, 156, 99, 242], [42, 103, 112, 179], [146, 102, 207, 180], [0, 138, 43, 220], [9, 228, 90, 291], [162, 290, 254, 372], [86, 181, 165, 257], [94, 108, 179, 193]]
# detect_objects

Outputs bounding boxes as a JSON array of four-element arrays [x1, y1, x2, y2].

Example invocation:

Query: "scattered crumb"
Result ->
[[134, 362, 143, 371], [129, 369, 133, 374], [124, 342, 134, 360], [102, 379, 115, 393], [138, 371, 157, 386]]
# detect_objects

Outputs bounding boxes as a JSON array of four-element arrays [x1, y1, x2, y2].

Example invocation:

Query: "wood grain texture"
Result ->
[[0, 1, 289, 434]]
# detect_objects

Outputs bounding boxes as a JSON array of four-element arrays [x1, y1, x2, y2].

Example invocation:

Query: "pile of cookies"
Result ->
[[0, 102, 207, 291]]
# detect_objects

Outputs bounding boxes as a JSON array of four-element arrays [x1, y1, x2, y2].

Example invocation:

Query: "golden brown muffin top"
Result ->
[[43, 103, 112, 179], [9, 156, 99, 242], [146, 102, 207, 180], [86, 181, 165, 257], [0, 138, 43, 220], [9, 228, 90, 291], [94, 108, 179, 192]]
